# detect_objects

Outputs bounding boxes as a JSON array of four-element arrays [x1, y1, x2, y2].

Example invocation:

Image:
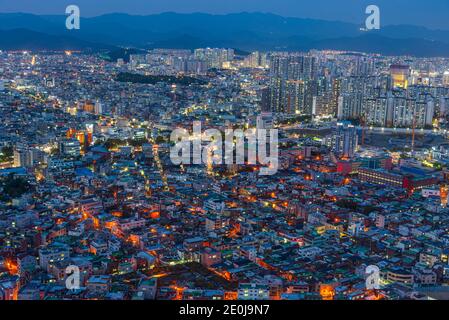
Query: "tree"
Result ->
[[0, 146, 13, 162], [105, 138, 126, 150], [0, 175, 31, 200], [155, 136, 166, 144], [127, 138, 146, 147]]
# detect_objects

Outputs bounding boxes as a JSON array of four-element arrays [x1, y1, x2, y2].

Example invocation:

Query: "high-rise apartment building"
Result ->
[[194, 48, 234, 69], [267, 54, 318, 114]]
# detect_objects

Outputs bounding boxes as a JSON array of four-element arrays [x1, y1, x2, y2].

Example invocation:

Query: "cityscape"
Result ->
[[1, 1, 449, 304]]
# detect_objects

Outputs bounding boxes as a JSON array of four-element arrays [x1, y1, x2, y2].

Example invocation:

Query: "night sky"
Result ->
[[0, 0, 448, 30]]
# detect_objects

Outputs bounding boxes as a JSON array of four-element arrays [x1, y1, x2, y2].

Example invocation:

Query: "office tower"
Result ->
[[390, 64, 410, 89], [326, 122, 359, 159], [59, 139, 81, 158]]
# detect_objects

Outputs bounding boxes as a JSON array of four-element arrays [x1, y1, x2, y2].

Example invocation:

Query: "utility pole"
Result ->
[[360, 116, 366, 147]]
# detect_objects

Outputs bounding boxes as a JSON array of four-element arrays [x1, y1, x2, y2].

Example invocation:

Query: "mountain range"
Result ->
[[1, 12, 449, 56]]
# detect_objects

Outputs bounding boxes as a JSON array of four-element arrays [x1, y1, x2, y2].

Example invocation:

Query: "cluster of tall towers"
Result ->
[[262, 54, 318, 115], [260, 53, 445, 129]]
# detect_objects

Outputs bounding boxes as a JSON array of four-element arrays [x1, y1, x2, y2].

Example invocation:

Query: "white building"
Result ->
[[238, 283, 270, 300]]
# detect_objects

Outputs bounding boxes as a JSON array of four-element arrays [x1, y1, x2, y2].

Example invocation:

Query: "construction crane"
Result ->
[[359, 116, 366, 147], [411, 108, 417, 153]]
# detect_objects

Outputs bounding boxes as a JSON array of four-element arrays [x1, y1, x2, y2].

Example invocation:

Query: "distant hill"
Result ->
[[0, 12, 448, 56], [116, 72, 206, 85], [0, 28, 114, 51], [102, 48, 148, 63]]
